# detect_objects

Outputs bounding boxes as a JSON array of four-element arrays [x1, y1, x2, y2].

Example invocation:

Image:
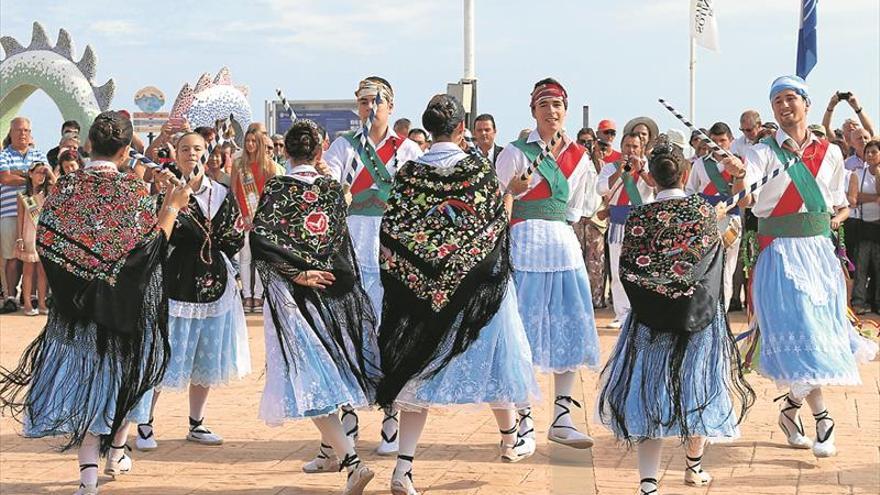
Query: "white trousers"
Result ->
[[238, 232, 263, 299], [608, 242, 630, 322]]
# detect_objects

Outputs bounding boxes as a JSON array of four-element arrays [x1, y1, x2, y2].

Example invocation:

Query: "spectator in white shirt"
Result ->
[[731, 110, 763, 157]]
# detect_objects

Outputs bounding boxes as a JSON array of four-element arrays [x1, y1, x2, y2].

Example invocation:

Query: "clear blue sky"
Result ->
[[2, 0, 878, 150]]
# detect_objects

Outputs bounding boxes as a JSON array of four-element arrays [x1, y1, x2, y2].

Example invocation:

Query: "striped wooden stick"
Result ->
[[658, 98, 735, 160], [276, 88, 298, 120], [521, 129, 563, 180], [723, 155, 799, 207], [463, 128, 480, 157], [129, 150, 183, 186], [345, 91, 381, 186]]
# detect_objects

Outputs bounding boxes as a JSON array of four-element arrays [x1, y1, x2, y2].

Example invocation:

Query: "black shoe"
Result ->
[[0, 298, 18, 314]]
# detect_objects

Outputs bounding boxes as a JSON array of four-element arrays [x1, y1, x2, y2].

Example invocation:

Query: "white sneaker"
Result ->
[[73, 482, 98, 495], [104, 451, 132, 478], [187, 418, 223, 445], [342, 464, 374, 495], [500, 437, 536, 463], [135, 423, 157, 451], [607, 319, 622, 329]]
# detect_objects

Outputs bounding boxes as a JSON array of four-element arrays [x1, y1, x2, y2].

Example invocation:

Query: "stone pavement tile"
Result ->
[[2, 310, 878, 494]]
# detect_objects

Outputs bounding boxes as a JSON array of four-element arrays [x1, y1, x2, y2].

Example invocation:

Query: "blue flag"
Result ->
[[796, 0, 818, 79]]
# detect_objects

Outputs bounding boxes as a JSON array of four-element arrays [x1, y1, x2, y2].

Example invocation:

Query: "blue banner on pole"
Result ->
[[796, 0, 818, 79]]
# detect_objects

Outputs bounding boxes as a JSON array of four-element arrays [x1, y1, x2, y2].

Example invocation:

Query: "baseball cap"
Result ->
[[808, 124, 827, 137], [597, 119, 616, 132]]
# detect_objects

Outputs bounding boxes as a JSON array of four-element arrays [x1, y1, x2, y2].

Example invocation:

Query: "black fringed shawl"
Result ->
[[249, 175, 376, 395], [599, 194, 754, 444], [0, 168, 169, 452], [375, 155, 511, 408]]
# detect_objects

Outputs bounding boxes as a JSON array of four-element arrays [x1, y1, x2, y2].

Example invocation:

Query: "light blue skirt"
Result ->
[[23, 324, 154, 437], [259, 278, 370, 424], [513, 267, 601, 372], [163, 308, 251, 389], [598, 308, 742, 442], [395, 281, 539, 409], [753, 236, 874, 393]]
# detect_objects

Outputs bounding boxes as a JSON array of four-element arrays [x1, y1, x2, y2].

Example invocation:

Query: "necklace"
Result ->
[[186, 180, 214, 265]]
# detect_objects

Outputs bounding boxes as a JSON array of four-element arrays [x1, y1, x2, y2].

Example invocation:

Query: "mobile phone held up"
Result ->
[[838, 91, 852, 101]]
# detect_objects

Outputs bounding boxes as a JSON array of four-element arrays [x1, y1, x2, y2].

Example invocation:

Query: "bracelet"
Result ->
[[826, 107, 834, 113], [164, 206, 179, 214], [856, 107, 864, 114]]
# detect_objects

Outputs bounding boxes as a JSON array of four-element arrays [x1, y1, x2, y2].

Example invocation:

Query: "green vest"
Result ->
[[509, 138, 568, 223], [342, 132, 395, 217]]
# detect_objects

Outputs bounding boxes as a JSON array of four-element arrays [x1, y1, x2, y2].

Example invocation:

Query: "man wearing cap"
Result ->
[[685, 122, 742, 311], [728, 75, 876, 459], [596, 120, 622, 164], [321, 76, 423, 460], [597, 131, 656, 328], [623, 117, 659, 157], [496, 77, 601, 451]]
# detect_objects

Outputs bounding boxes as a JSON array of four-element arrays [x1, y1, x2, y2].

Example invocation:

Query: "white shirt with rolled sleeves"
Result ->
[[495, 129, 598, 272], [743, 129, 847, 219], [323, 126, 422, 272]]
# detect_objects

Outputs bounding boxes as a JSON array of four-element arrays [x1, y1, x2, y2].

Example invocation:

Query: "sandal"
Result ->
[[774, 393, 812, 449], [547, 396, 594, 449]]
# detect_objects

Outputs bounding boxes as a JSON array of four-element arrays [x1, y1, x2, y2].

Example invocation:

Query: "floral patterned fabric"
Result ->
[[166, 182, 244, 303], [251, 175, 348, 275], [37, 168, 158, 286], [621, 195, 719, 299], [380, 155, 508, 311]]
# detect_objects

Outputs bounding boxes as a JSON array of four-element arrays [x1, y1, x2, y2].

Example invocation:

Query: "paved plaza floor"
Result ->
[[1, 309, 877, 494]]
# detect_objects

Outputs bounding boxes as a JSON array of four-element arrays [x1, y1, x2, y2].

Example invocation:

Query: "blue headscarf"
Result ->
[[769, 75, 811, 106]]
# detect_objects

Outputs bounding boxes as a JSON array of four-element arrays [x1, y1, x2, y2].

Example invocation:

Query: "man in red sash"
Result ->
[[320, 77, 422, 461], [725, 75, 876, 459], [685, 122, 743, 311], [597, 132, 656, 327], [496, 78, 601, 452]]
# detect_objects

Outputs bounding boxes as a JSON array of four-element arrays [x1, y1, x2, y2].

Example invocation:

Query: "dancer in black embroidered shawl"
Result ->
[[137, 132, 250, 451], [376, 95, 538, 495], [0, 111, 197, 495], [597, 138, 754, 495], [250, 119, 377, 495]]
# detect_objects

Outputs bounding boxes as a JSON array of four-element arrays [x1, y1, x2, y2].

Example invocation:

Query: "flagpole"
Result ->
[[689, 36, 696, 123]]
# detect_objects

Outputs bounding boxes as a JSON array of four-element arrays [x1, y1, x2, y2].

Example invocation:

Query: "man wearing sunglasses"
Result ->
[[731, 110, 762, 157]]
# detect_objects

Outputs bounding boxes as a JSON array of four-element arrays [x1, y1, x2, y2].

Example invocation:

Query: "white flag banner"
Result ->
[[691, 0, 720, 52]]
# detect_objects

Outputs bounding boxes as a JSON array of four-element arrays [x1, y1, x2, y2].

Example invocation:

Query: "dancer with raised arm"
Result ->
[[599, 137, 754, 495], [735, 76, 877, 458], [136, 132, 250, 451], [0, 111, 196, 495]]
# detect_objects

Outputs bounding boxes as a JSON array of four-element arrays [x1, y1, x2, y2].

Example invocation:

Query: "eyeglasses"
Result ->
[[600, 129, 616, 135], [273, 143, 284, 148]]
